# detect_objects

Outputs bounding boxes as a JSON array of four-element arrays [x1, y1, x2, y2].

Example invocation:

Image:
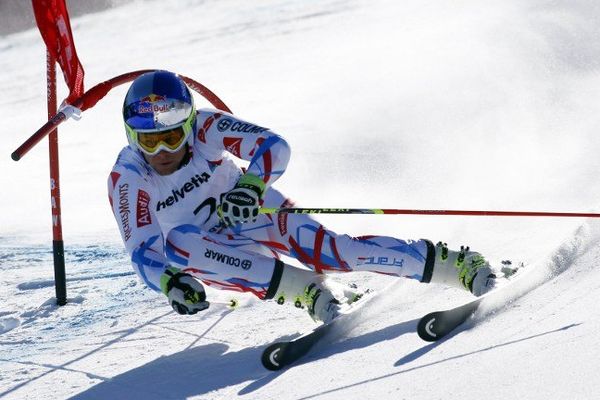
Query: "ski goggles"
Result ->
[[126, 111, 195, 156]]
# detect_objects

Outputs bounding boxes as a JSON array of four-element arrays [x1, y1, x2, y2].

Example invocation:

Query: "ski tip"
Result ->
[[261, 342, 287, 371], [417, 314, 439, 342]]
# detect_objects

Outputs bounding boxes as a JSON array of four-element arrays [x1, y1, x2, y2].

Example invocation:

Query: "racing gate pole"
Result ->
[[47, 51, 67, 306]]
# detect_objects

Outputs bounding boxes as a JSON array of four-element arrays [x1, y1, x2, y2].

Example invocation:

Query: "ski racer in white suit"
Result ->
[[108, 70, 497, 323]]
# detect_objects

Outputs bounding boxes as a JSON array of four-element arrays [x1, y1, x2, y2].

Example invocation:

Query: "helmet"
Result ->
[[123, 70, 196, 155]]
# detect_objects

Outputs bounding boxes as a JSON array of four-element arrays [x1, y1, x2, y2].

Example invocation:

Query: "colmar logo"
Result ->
[[136, 189, 152, 227], [217, 119, 232, 131], [217, 118, 267, 134], [204, 249, 252, 270]]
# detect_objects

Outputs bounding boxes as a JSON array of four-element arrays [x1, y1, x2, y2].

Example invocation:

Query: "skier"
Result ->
[[108, 70, 497, 324]]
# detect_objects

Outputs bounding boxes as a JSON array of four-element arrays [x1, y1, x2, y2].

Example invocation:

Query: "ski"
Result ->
[[261, 317, 335, 371], [261, 290, 377, 371], [417, 297, 483, 341], [417, 261, 524, 342]]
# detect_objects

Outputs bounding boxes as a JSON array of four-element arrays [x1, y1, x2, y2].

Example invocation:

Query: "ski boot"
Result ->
[[430, 242, 496, 296], [271, 263, 361, 323], [303, 278, 363, 323]]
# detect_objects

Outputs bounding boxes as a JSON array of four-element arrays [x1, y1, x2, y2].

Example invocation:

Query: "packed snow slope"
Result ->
[[1, 0, 600, 399]]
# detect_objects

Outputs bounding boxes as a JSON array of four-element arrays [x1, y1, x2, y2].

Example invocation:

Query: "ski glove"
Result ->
[[160, 267, 209, 315], [219, 173, 266, 226]]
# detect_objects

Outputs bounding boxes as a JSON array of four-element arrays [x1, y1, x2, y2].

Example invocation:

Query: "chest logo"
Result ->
[[156, 173, 211, 212]]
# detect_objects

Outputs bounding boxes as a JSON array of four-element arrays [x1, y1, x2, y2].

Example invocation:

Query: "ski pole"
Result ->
[[260, 207, 600, 218], [211, 298, 240, 309]]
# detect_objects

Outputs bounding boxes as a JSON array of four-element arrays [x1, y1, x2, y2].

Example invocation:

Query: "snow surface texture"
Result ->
[[1, 0, 600, 398]]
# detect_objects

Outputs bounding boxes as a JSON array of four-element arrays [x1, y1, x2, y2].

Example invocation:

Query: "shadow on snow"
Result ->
[[68, 315, 419, 399]]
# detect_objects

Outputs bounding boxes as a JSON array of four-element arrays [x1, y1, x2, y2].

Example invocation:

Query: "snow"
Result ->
[[1, 0, 600, 398]]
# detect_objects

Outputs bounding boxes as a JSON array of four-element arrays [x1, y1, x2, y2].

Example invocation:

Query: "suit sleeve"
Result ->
[[107, 169, 167, 292], [197, 109, 291, 188]]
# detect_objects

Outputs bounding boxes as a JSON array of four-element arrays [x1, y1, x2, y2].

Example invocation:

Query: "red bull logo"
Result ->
[[140, 94, 167, 102], [137, 94, 171, 113]]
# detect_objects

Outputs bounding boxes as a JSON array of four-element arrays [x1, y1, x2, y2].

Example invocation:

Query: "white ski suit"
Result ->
[[108, 109, 435, 300]]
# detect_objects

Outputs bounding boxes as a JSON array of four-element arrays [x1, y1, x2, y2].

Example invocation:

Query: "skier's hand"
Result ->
[[160, 267, 209, 315], [218, 173, 265, 226]]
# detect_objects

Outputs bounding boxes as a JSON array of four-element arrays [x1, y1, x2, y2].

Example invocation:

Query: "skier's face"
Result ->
[[144, 145, 187, 175]]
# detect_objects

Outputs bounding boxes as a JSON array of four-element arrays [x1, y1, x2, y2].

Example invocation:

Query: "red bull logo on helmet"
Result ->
[[137, 94, 171, 114], [140, 94, 167, 102]]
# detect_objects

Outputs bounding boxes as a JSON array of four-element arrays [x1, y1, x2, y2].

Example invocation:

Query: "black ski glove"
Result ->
[[160, 267, 209, 315], [219, 173, 266, 226]]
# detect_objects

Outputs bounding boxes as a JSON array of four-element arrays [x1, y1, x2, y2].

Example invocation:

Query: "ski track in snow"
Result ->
[[2, 0, 600, 399]]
